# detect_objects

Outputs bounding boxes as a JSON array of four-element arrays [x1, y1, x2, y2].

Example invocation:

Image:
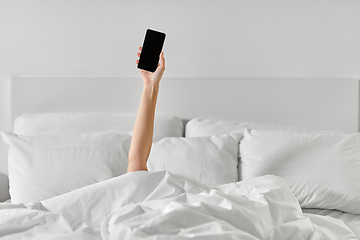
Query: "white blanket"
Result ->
[[0, 171, 357, 240]]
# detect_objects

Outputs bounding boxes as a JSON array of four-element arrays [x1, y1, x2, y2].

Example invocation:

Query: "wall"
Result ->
[[0, 0, 360, 177]]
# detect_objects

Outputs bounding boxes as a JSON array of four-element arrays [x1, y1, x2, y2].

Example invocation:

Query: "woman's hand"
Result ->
[[136, 46, 165, 85], [127, 46, 165, 173]]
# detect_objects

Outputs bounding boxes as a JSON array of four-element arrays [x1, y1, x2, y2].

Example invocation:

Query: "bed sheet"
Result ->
[[3, 201, 359, 238], [0, 172, 357, 239], [303, 209, 360, 239]]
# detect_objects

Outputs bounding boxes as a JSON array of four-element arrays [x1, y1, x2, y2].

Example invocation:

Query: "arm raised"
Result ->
[[127, 47, 165, 172]]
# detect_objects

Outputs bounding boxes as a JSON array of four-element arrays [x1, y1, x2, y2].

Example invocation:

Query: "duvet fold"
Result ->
[[0, 171, 357, 240]]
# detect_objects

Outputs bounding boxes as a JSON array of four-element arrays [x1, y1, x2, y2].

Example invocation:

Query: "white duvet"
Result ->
[[0, 171, 357, 240]]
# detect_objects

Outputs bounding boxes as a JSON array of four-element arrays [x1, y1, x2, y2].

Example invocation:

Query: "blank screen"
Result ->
[[137, 29, 166, 72]]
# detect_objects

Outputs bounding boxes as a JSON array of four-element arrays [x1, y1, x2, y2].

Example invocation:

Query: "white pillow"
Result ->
[[14, 113, 184, 141], [186, 118, 343, 182], [1, 132, 131, 204], [1, 112, 183, 203], [147, 135, 239, 188], [240, 128, 360, 214], [185, 118, 342, 137]]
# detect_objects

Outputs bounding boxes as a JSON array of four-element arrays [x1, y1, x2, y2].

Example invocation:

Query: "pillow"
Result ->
[[1, 112, 183, 202], [14, 113, 184, 141], [240, 128, 360, 214], [185, 118, 342, 137], [147, 135, 239, 188], [1, 132, 131, 204], [185, 118, 343, 181]]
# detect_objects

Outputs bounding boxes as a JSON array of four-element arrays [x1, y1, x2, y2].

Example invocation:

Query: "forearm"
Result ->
[[127, 82, 159, 172]]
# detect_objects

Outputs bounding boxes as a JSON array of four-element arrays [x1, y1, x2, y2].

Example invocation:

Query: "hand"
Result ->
[[136, 46, 165, 85]]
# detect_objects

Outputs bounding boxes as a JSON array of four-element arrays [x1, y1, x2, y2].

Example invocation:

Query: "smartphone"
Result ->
[[137, 29, 166, 72]]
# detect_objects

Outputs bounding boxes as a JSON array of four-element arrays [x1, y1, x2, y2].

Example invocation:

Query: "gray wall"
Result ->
[[1, 0, 360, 176]]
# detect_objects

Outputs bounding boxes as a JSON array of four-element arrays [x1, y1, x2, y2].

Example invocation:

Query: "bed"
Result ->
[[0, 78, 359, 239]]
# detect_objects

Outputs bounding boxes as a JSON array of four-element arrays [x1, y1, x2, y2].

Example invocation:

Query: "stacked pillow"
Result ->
[[240, 129, 360, 214], [186, 117, 341, 182], [2, 114, 243, 203], [4, 114, 360, 217], [1, 113, 184, 203], [186, 117, 360, 215]]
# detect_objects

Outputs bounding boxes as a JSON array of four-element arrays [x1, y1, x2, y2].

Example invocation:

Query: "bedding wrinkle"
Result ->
[[1, 172, 357, 239], [106, 192, 257, 238], [143, 172, 182, 202], [266, 217, 315, 240], [306, 213, 358, 240], [303, 209, 360, 239], [198, 191, 265, 234], [103, 174, 330, 239], [0, 208, 101, 239]]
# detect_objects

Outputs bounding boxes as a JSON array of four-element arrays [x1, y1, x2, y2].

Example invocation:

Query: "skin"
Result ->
[[127, 47, 165, 172]]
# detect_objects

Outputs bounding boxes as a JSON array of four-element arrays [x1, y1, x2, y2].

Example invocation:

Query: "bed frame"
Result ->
[[11, 78, 360, 133]]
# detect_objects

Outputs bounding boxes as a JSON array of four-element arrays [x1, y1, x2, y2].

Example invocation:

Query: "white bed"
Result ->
[[0, 78, 359, 239]]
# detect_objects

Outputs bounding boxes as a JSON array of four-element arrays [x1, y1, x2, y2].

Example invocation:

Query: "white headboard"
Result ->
[[11, 78, 360, 133]]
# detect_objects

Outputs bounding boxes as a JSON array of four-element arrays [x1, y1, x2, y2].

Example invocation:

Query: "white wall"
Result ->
[[0, 0, 360, 175]]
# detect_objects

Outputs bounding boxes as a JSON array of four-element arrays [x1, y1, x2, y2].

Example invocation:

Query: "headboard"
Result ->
[[11, 78, 360, 133]]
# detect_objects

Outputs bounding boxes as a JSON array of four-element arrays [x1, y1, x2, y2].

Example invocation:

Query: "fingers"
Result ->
[[136, 46, 142, 64], [137, 46, 142, 58], [136, 46, 165, 71], [159, 52, 165, 68]]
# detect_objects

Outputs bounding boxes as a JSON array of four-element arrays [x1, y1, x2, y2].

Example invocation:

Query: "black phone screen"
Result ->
[[137, 29, 166, 72]]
